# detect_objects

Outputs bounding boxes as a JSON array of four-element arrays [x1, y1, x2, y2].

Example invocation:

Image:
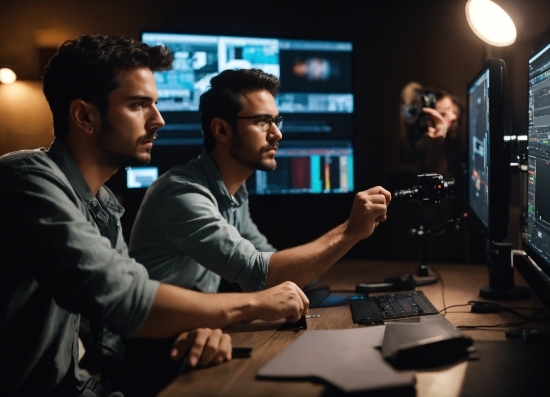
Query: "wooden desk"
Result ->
[[157, 260, 546, 397]]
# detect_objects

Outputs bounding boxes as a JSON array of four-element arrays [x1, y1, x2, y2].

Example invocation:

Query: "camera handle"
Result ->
[[409, 216, 463, 277]]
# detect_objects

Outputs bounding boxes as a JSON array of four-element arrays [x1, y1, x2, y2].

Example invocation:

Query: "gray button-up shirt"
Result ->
[[0, 140, 159, 396], [130, 150, 275, 293]]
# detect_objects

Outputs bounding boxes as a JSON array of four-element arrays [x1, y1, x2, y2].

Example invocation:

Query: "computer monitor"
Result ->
[[126, 166, 159, 189], [517, 41, 550, 306], [467, 58, 510, 243], [140, 31, 355, 195], [467, 59, 530, 300]]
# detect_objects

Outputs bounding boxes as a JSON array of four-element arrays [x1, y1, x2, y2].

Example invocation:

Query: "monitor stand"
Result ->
[[479, 240, 531, 300]]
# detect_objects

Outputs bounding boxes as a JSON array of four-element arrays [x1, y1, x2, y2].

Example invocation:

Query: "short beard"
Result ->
[[257, 154, 277, 172], [122, 150, 152, 167], [97, 118, 156, 169], [230, 128, 278, 172]]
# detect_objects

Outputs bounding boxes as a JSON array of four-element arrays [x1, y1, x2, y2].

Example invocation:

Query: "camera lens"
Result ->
[[393, 187, 421, 204], [393, 174, 455, 205]]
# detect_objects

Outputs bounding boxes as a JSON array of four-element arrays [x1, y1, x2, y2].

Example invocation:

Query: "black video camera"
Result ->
[[394, 173, 455, 205], [403, 89, 436, 141]]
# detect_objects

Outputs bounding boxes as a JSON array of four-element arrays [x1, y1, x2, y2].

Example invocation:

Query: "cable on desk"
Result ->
[[439, 303, 472, 313], [467, 300, 550, 323], [439, 300, 550, 331], [429, 266, 446, 316], [457, 320, 531, 330]]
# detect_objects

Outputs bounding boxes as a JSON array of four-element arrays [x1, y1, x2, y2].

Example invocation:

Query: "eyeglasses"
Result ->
[[235, 114, 283, 132]]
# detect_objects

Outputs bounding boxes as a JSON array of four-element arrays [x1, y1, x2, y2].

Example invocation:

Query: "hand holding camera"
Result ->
[[403, 89, 447, 141], [421, 107, 447, 139]]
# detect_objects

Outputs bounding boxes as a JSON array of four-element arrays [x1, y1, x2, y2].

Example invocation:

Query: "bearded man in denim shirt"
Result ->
[[0, 35, 309, 397]]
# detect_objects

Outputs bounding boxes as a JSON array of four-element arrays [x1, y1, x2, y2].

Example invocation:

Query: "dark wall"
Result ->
[[2, 0, 550, 263]]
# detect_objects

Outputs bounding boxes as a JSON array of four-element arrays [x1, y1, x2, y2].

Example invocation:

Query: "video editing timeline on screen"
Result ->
[[468, 70, 490, 226], [527, 44, 550, 264]]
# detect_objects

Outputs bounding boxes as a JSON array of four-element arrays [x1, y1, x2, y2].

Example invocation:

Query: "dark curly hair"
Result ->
[[42, 34, 173, 140], [199, 68, 280, 152]]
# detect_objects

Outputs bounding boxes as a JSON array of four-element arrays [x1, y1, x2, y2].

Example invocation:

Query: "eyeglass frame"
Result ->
[[235, 114, 283, 132]]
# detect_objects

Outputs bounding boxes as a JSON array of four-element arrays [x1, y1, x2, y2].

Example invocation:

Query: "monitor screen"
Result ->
[[140, 31, 355, 195], [521, 41, 550, 303], [126, 166, 159, 189], [467, 58, 510, 242]]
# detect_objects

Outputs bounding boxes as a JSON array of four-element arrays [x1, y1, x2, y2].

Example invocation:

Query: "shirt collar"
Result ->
[[46, 139, 124, 216], [198, 149, 248, 205]]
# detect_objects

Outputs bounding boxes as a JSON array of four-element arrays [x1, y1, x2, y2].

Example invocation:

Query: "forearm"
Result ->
[[265, 222, 358, 288], [134, 284, 256, 338], [265, 187, 391, 288]]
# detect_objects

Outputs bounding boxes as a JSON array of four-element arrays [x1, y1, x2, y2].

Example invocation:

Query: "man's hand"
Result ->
[[422, 107, 447, 139], [171, 328, 232, 369], [346, 186, 391, 240], [251, 281, 309, 323]]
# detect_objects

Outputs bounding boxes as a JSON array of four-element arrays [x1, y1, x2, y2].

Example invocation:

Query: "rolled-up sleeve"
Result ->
[[131, 176, 272, 292], [1, 166, 158, 339]]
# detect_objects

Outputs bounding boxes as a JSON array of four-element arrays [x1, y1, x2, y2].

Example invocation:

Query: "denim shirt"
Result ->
[[0, 140, 159, 396], [130, 150, 275, 293]]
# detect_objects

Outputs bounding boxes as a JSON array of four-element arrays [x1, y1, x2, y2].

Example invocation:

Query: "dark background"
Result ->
[[2, 0, 550, 265]]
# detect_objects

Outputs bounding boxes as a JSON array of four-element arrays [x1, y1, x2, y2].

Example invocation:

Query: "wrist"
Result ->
[[227, 293, 257, 324]]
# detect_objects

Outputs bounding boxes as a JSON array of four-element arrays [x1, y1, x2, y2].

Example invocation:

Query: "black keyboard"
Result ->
[[350, 291, 439, 325]]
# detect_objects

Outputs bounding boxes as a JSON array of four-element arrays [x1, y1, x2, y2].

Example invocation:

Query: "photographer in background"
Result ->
[[399, 82, 465, 179], [395, 82, 476, 265]]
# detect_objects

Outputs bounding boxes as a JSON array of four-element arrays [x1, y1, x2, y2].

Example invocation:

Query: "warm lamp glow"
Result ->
[[0, 68, 17, 84], [466, 0, 516, 47]]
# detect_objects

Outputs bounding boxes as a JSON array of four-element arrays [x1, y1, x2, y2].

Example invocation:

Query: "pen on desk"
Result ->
[[305, 314, 320, 319]]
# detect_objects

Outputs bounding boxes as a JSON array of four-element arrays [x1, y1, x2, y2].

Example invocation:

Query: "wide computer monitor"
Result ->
[[518, 41, 550, 306], [467, 58, 510, 243], [139, 31, 355, 195], [467, 59, 531, 300]]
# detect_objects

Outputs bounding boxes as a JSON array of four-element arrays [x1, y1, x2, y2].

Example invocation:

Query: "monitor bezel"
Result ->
[[466, 58, 510, 243], [519, 41, 550, 305]]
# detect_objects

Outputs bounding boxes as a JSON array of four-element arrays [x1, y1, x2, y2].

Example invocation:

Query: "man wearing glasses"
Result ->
[[129, 68, 391, 294]]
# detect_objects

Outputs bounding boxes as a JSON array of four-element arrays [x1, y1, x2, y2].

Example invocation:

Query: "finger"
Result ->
[[422, 107, 445, 122], [295, 285, 310, 315], [365, 194, 387, 205], [284, 289, 302, 323], [213, 333, 232, 365], [365, 186, 392, 203], [366, 203, 388, 219], [374, 215, 387, 223], [170, 331, 193, 361], [186, 328, 209, 368], [197, 329, 223, 367]]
